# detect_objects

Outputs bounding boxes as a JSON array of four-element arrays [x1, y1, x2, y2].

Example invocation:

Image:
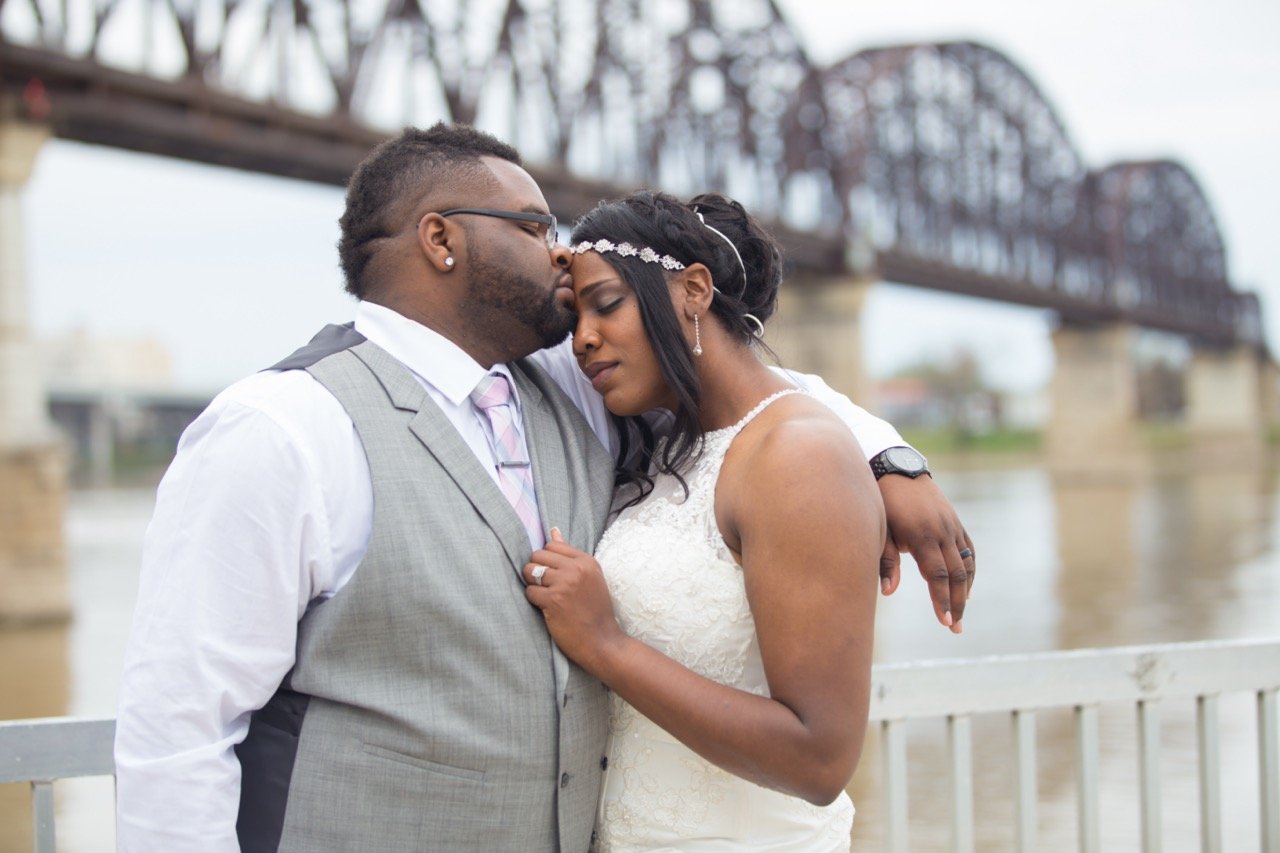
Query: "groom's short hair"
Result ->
[[338, 123, 522, 298]]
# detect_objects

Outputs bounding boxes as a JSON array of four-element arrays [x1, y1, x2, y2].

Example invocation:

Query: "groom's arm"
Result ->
[[115, 373, 356, 851]]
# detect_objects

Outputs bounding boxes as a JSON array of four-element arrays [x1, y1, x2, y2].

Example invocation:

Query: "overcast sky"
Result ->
[[20, 0, 1280, 394]]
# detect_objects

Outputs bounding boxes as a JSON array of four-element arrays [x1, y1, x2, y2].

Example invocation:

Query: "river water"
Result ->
[[2, 451, 1278, 851]]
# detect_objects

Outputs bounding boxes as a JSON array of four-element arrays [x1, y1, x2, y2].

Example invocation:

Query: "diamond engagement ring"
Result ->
[[531, 564, 548, 586]]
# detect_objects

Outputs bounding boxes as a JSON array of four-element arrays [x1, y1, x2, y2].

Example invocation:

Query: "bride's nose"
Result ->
[[573, 321, 601, 355]]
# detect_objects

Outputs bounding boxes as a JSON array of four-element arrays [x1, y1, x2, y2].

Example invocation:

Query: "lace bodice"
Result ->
[[592, 389, 852, 851]]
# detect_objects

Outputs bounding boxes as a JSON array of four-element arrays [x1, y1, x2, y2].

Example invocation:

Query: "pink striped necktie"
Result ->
[[470, 373, 544, 549]]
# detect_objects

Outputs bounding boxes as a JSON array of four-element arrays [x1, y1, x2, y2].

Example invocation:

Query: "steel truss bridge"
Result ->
[[0, 0, 1265, 348]]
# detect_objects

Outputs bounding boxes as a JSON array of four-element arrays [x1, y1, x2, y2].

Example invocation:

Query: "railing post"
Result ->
[[1013, 709, 1038, 852], [1138, 699, 1162, 851], [1197, 695, 1222, 853], [32, 780, 55, 853], [882, 719, 909, 853], [1260, 688, 1279, 853], [948, 714, 974, 853], [1076, 705, 1101, 853]]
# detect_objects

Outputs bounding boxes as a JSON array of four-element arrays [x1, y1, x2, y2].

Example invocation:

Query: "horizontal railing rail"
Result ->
[[3, 638, 1278, 852]]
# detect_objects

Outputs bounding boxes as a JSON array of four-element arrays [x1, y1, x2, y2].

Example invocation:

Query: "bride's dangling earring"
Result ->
[[693, 313, 703, 357]]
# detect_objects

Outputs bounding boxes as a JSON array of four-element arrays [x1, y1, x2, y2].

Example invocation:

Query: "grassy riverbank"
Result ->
[[900, 427, 1042, 457], [907, 422, 1280, 452]]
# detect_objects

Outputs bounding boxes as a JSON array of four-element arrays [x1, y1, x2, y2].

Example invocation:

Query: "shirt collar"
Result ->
[[353, 301, 520, 410]]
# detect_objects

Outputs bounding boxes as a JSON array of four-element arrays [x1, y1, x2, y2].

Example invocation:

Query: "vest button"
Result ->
[[560, 772, 571, 788], [600, 756, 608, 770]]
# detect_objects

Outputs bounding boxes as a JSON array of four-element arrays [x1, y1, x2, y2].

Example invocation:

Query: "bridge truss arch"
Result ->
[[816, 42, 1090, 282], [0, 0, 1266, 347], [1092, 160, 1261, 344]]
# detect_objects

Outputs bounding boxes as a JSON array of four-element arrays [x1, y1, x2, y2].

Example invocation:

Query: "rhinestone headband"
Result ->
[[571, 239, 686, 271], [693, 209, 748, 296], [573, 233, 766, 340]]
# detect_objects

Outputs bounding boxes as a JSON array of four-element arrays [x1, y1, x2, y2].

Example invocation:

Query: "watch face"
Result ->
[[885, 446, 927, 473]]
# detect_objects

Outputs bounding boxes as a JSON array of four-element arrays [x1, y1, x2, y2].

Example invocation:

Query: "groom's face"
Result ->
[[458, 158, 577, 352]]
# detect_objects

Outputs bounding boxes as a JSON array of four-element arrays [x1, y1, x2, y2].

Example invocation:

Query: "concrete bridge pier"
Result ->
[[0, 118, 69, 625], [1185, 343, 1266, 458], [1261, 360, 1280, 435], [765, 275, 874, 408], [1045, 322, 1145, 480]]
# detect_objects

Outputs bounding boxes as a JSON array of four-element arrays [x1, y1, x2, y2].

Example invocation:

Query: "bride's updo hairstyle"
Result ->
[[570, 190, 785, 504]]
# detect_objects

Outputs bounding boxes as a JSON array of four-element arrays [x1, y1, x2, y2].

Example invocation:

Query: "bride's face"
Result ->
[[570, 252, 680, 417]]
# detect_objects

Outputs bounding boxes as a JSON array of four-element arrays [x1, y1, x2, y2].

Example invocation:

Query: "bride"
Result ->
[[523, 190, 884, 851]]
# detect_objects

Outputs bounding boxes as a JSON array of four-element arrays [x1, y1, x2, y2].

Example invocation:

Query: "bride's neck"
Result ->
[[693, 346, 790, 433]]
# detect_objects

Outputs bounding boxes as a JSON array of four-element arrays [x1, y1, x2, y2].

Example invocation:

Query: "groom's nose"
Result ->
[[550, 243, 572, 269]]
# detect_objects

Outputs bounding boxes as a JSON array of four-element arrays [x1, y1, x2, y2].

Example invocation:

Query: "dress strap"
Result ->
[[717, 387, 806, 440], [692, 387, 808, 562], [682, 387, 808, 502]]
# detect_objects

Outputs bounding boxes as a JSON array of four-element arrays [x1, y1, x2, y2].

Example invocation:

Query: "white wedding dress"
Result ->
[[592, 390, 854, 852]]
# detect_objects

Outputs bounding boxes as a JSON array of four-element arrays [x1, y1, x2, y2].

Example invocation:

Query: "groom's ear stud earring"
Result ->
[[445, 257, 455, 267]]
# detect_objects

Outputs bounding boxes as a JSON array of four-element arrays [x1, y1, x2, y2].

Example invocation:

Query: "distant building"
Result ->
[[873, 376, 1048, 432], [39, 329, 175, 394], [874, 377, 949, 428], [38, 331, 208, 483]]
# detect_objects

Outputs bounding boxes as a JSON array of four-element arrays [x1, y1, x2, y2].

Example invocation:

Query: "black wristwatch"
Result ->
[[869, 446, 930, 480]]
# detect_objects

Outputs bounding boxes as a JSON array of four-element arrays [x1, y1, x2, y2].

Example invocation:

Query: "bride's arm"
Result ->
[[773, 368, 975, 630], [524, 411, 883, 804]]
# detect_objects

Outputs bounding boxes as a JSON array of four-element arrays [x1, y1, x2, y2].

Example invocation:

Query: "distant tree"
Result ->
[[891, 347, 995, 440]]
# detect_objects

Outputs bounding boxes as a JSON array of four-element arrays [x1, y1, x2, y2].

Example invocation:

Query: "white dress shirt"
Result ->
[[114, 301, 903, 851]]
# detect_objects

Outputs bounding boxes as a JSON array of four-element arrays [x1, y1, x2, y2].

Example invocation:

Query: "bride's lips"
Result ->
[[583, 360, 618, 392]]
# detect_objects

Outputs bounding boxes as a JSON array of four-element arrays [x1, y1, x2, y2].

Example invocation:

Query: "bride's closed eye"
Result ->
[[578, 290, 626, 316]]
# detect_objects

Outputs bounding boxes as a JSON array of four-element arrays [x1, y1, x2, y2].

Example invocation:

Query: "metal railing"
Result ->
[[868, 637, 1280, 852], [0, 716, 114, 853], [3, 638, 1278, 852]]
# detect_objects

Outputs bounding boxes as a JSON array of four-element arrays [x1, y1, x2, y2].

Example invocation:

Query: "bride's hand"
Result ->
[[523, 528, 627, 673]]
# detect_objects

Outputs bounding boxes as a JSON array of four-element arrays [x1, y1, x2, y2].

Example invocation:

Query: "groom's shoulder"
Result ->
[[201, 365, 351, 448], [267, 322, 367, 372]]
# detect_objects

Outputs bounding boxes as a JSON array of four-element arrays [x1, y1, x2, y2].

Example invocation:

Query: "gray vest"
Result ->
[[236, 332, 616, 852]]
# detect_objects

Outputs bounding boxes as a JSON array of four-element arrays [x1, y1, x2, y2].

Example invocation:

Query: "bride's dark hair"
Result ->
[[569, 190, 784, 506]]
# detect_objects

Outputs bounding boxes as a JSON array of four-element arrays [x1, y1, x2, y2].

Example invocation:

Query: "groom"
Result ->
[[114, 123, 974, 851]]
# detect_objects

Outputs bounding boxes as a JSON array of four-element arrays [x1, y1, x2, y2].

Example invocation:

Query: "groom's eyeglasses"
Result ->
[[439, 208, 560, 250]]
